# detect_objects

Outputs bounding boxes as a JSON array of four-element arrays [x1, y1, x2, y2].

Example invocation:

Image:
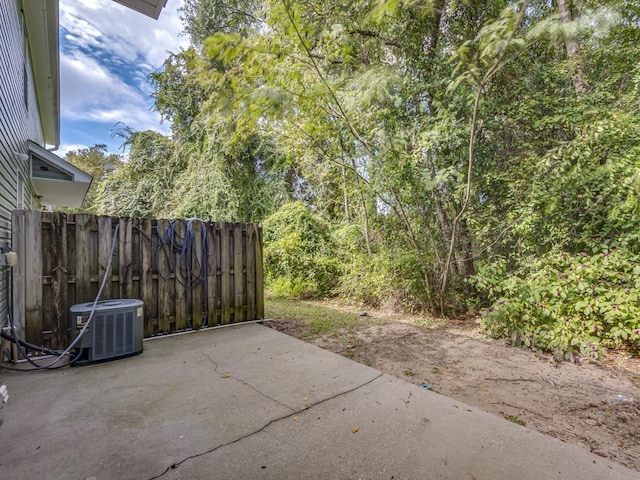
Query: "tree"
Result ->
[[93, 129, 183, 218], [63, 144, 122, 213], [557, 0, 589, 95], [133, 0, 640, 339]]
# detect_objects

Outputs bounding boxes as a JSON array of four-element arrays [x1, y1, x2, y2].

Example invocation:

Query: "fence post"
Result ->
[[246, 224, 256, 321], [10, 210, 25, 358], [255, 223, 264, 319]]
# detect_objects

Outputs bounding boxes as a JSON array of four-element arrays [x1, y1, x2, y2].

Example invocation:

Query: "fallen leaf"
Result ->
[[220, 374, 229, 379], [352, 426, 359, 433], [300, 405, 308, 411], [293, 416, 298, 421], [303, 396, 309, 402]]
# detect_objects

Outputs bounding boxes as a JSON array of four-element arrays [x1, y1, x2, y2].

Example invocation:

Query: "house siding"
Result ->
[[1, 0, 44, 328]]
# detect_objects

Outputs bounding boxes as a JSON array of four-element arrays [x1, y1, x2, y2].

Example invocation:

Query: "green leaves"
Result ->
[[476, 249, 640, 359], [93, 130, 181, 218], [204, 32, 243, 64], [263, 202, 341, 298], [88, 0, 640, 323]]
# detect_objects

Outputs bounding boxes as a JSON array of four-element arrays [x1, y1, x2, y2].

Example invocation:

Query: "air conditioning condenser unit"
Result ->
[[70, 299, 144, 364]]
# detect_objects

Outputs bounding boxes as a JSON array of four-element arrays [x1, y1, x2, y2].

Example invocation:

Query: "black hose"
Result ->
[[0, 348, 81, 371], [0, 330, 63, 356], [152, 219, 211, 328]]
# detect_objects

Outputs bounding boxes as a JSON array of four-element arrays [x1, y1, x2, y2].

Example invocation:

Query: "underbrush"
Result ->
[[474, 249, 640, 360]]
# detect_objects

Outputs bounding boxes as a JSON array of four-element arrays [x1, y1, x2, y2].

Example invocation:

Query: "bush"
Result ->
[[263, 202, 340, 298], [337, 248, 434, 312], [474, 248, 640, 360]]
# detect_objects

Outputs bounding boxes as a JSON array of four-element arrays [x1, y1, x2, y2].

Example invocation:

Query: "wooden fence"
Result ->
[[11, 210, 264, 350]]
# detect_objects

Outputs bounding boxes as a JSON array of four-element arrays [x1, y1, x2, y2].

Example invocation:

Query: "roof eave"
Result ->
[[112, 0, 168, 20], [28, 141, 93, 207], [21, 0, 60, 147]]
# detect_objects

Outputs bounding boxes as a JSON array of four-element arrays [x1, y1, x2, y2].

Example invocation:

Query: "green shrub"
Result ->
[[263, 202, 340, 298], [474, 248, 640, 359], [337, 248, 433, 312], [336, 252, 390, 307]]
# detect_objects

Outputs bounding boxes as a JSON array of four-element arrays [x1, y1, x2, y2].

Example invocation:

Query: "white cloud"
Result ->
[[60, 50, 164, 131], [57, 144, 91, 158], [60, 0, 189, 66], [58, 0, 187, 143]]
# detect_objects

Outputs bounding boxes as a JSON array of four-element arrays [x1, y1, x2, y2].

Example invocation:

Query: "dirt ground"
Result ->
[[264, 307, 640, 472]]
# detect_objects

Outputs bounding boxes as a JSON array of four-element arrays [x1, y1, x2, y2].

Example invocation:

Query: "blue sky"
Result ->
[[58, 0, 189, 157]]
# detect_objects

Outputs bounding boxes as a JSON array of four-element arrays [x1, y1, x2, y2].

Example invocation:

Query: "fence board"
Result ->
[[119, 217, 134, 298], [12, 211, 263, 350], [246, 224, 256, 321], [191, 220, 204, 329], [24, 210, 42, 348], [11, 210, 25, 359], [220, 223, 231, 325], [255, 224, 264, 319], [233, 224, 245, 323], [50, 213, 68, 347], [66, 213, 77, 307], [87, 214, 98, 300], [173, 220, 188, 330], [156, 218, 174, 333], [75, 214, 91, 303], [41, 212, 53, 348], [206, 221, 218, 326], [139, 217, 155, 336], [98, 216, 113, 301]]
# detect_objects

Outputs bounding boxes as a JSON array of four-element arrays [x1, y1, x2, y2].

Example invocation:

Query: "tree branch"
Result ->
[[439, 3, 526, 315], [349, 29, 402, 49]]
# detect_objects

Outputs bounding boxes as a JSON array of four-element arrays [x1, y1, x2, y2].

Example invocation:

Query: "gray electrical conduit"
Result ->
[[4, 223, 120, 369]]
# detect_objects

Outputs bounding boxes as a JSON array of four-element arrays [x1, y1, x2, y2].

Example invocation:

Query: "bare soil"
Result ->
[[264, 307, 640, 472]]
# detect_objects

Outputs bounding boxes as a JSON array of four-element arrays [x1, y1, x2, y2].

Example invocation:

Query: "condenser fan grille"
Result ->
[[93, 311, 136, 360]]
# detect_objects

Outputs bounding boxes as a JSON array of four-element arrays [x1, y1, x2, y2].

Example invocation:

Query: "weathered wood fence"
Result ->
[[11, 210, 264, 350]]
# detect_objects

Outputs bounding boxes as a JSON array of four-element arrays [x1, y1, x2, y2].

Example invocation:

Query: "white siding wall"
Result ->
[[0, 0, 44, 327]]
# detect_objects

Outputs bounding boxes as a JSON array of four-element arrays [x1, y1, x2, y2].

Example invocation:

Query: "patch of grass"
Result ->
[[503, 414, 526, 426], [414, 317, 436, 328], [403, 368, 416, 377], [265, 294, 365, 338]]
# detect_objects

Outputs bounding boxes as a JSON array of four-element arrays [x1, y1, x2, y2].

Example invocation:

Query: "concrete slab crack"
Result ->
[[198, 349, 295, 412], [146, 372, 384, 480]]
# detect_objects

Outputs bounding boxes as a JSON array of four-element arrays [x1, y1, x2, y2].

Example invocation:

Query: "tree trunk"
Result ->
[[350, 157, 371, 255], [426, 153, 453, 258], [340, 155, 350, 222], [426, 0, 446, 61], [459, 218, 476, 298], [557, 0, 589, 96]]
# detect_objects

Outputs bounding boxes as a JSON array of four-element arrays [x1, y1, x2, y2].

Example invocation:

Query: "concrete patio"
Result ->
[[0, 323, 637, 480]]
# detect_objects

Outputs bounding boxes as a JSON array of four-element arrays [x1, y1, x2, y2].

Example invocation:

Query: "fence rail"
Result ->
[[11, 210, 264, 350]]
